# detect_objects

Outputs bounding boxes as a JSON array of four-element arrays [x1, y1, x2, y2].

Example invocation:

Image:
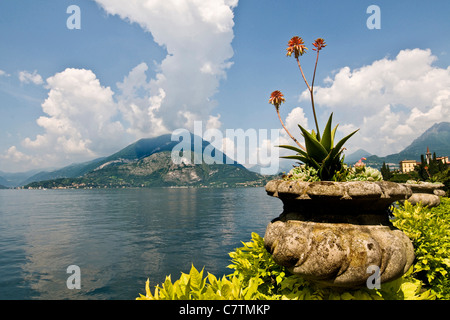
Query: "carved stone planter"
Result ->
[[264, 180, 415, 288], [403, 182, 445, 208]]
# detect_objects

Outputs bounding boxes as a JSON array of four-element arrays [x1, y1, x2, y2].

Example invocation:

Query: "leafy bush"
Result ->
[[434, 167, 450, 196], [392, 198, 450, 299], [137, 197, 450, 301], [136, 265, 266, 300], [137, 232, 435, 300], [284, 162, 383, 182], [283, 165, 320, 182]]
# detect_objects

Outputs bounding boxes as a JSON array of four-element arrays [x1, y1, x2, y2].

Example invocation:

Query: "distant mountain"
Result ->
[[10, 122, 450, 186], [365, 122, 450, 168], [23, 134, 271, 188], [0, 169, 44, 188], [401, 122, 450, 157], [0, 175, 9, 187], [345, 149, 373, 164], [21, 134, 240, 186]]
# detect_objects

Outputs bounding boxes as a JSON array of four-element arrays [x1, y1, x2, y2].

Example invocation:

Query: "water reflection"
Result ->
[[0, 188, 282, 299]]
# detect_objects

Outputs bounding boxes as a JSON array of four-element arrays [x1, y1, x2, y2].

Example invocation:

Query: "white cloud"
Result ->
[[303, 48, 450, 156], [284, 107, 309, 138], [0, 69, 10, 77], [116, 63, 170, 138], [95, 0, 237, 132], [16, 68, 126, 167], [18, 70, 44, 85], [2, 1, 239, 172], [1, 146, 32, 164]]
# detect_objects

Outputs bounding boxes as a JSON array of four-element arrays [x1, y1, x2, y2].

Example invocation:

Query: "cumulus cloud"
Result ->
[[1, 146, 33, 165], [95, 0, 237, 132], [303, 48, 450, 156], [20, 68, 125, 166], [0, 69, 10, 77], [2, 1, 239, 171], [116, 62, 170, 138], [18, 70, 44, 85]]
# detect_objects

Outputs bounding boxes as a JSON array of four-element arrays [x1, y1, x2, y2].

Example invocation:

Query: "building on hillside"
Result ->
[[437, 156, 449, 164], [399, 160, 418, 173], [399, 147, 449, 173], [425, 146, 432, 164]]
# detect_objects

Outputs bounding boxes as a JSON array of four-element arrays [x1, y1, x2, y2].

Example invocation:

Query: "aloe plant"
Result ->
[[270, 36, 359, 181], [279, 113, 358, 181]]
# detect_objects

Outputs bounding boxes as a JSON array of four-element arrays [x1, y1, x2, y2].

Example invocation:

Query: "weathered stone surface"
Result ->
[[264, 180, 415, 288], [407, 193, 441, 207], [403, 182, 445, 208], [266, 180, 412, 202], [403, 182, 444, 194], [264, 220, 415, 288]]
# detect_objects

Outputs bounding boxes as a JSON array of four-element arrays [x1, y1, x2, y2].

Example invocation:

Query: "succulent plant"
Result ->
[[270, 36, 358, 181], [279, 113, 358, 181], [284, 165, 320, 182]]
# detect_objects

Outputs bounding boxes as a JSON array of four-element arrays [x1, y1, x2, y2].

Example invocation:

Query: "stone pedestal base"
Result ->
[[264, 180, 416, 288], [264, 220, 415, 288], [404, 182, 445, 208]]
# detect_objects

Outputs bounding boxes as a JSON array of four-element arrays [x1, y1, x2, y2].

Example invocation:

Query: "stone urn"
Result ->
[[264, 180, 415, 288], [403, 182, 445, 208]]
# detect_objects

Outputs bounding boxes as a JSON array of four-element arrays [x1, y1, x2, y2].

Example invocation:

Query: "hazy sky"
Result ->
[[1, 0, 450, 172]]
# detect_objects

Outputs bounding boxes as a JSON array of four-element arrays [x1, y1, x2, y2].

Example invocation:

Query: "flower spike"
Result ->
[[268, 90, 285, 109], [286, 36, 308, 59], [312, 38, 327, 51]]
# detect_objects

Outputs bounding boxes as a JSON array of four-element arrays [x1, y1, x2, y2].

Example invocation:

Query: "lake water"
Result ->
[[0, 187, 282, 300]]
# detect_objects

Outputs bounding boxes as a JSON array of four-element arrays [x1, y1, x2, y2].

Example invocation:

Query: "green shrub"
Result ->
[[137, 197, 450, 301], [137, 232, 435, 300], [392, 198, 450, 299]]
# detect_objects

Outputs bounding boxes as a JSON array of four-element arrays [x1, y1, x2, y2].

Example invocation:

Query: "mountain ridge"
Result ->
[[2, 122, 449, 187], [363, 122, 450, 168], [22, 135, 271, 189]]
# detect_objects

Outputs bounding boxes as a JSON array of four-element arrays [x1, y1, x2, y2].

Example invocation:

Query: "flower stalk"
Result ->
[[270, 36, 359, 181], [269, 91, 306, 151]]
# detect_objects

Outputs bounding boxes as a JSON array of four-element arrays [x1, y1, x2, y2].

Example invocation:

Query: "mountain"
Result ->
[[20, 135, 178, 185], [365, 122, 450, 168], [0, 169, 45, 188], [344, 149, 373, 164], [23, 134, 271, 188], [401, 122, 450, 157], [0, 175, 9, 187], [10, 122, 450, 186], [21, 134, 240, 186]]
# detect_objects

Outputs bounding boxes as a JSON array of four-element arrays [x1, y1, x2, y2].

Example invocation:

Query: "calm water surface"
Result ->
[[0, 187, 282, 300]]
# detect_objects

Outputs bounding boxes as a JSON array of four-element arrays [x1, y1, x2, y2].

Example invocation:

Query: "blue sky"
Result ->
[[1, 0, 450, 172]]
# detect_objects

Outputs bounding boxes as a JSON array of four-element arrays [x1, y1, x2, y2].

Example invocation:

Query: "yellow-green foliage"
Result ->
[[392, 198, 450, 299], [137, 197, 450, 300], [137, 231, 436, 300], [136, 264, 267, 300]]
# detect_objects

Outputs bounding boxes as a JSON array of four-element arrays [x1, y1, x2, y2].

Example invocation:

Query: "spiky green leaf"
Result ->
[[320, 113, 334, 151], [298, 125, 328, 161]]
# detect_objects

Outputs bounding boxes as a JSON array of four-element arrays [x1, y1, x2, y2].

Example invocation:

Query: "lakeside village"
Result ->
[[386, 147, 449, 183], [399, 147, 449, 173], [24, 181, 266, 190], [21, 147, 450, 191]]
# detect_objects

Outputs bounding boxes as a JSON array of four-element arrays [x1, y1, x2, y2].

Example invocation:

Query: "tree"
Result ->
[[381, 162, 392, 180]]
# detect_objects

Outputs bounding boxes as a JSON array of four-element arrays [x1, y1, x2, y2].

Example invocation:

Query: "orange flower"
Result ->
[[312, 38, 326, 51], [269, 90, 285, 108], [286, 36, 307, 58]]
